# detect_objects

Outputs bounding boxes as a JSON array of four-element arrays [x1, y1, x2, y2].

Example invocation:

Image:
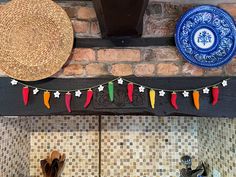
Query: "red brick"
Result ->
[[225, 58, 236, 75], [72, 48, 95, 61], [219, 4, 236, 18], [182, 63, 204, 76], [145, 3, 162, 16], [63, 64, 84, 76], [98, 49, 141, 62], [181, 4, 194, 14], [111, 64, 133, 76], [76, 7, 97, 20], [134, 64, 155, 76], [144, 47, 181, 62], [91, 21, 100, 36], [85, 63, 108, 76], [144, 17, 177, 37], [156, 63, 179, 76], [72, 20, 90, 33], [63, 6, 77, 18], [162, 3, 183, 17], [205, 68, 224, 76]]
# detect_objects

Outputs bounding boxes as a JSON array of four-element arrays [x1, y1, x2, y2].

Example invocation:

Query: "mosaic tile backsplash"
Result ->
[[101, 116, 198, 177], [198, 118, 236, 177], [0, 117, 30, 177], [0, 116, 235, 177], [30, 116, 99, 177]]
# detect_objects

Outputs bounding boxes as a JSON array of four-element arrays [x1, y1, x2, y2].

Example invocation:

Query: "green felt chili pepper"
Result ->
[[108, 82, 114, 102]]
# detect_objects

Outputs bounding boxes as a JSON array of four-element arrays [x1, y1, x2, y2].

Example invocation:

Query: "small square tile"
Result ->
[[101, 116, 198, 177], [29, 116, 99, 177]]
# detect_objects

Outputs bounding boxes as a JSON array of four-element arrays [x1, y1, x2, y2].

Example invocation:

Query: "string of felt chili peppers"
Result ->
[[10, 77, 230, 112], [121, 78, 229, 110]]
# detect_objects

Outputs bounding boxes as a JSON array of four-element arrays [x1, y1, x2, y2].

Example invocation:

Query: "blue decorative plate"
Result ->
[[175, 5, 236, 68]]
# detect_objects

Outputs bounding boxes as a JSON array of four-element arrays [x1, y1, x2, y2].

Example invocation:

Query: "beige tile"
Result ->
[[29, 116, 99, 177], [198, 117, 236, 177], [101, 116, 198, 177], [0, 117, 30, 177]]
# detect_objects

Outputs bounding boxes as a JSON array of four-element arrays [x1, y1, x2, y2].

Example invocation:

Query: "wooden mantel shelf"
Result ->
[[0, 77, 235, 117]]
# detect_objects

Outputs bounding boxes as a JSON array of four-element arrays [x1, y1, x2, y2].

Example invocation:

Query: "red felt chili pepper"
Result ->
[[22, 87, 29, 106], [171, 92, 178, 110], [84, 89, 93, 108], [65, 92, 72, 113], [127, 83, 134, 103], [212, 86, 219, 106]]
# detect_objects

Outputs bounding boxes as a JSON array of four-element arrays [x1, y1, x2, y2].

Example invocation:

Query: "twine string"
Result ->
[[13, 77, 230, 93], [122, 78, 230, 92]]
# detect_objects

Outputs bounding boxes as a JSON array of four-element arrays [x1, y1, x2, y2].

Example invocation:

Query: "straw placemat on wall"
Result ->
[[0, 0, 74, 81]]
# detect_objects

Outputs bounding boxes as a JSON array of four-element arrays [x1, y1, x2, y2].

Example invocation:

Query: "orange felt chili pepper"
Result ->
[[193, 90, 200, 110], [171, 92, 178, 110], [22, 87, 29, 106], [65, 92, 72, 113], [43, 91, 51, 109], [212, 86, 219, 106], [84, 89, 93, 108], [127, 83, 134, 103]]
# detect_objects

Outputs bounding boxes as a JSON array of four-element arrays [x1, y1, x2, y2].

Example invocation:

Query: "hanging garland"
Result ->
[[10, 77, 230, 112]]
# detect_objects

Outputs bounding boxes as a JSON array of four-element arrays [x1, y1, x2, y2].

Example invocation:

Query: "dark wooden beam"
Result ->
[[92, 0, 149, 38], [74, 37, 175, 48], [0, 0, 93, 2], [0, 77, 235, 117]]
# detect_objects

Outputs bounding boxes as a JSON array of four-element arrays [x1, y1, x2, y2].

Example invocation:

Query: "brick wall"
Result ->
[[0, 2, 235, 177], [58, 2, 236, 78], [0, 1, 236, 78]]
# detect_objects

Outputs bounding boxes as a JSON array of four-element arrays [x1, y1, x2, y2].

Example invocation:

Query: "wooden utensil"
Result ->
[[41, 150, 65, 177]]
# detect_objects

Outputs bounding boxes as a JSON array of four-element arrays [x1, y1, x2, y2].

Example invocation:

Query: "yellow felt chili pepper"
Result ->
[[149, 89, 155, 109], [44, 91, 51, 109], [193, 90, 200, 110]]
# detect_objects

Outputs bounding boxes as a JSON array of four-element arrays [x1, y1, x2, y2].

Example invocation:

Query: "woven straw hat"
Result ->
[[0, 0, 74, 81]]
